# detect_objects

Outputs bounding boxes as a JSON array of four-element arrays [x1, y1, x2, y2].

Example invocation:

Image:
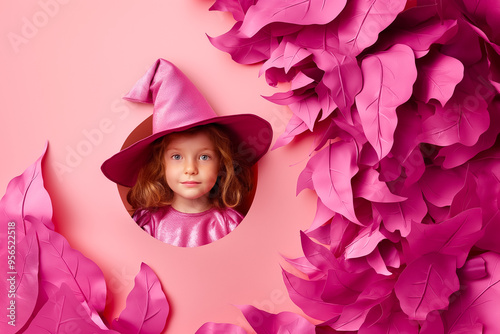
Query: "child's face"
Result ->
[[164, 131, 220, 210]]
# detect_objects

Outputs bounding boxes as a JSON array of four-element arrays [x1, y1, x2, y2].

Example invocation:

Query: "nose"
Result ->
[[184, 159, 198, 175]]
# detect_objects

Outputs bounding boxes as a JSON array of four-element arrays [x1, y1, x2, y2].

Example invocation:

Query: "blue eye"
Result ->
[[171, 154, 181, 160], [200, 154, 210, 161]]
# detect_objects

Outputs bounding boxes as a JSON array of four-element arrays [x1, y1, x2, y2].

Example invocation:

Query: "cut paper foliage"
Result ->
[[0, 147, 170, 333], [238, 305, 316, 333], [111, 263, 170, 334]]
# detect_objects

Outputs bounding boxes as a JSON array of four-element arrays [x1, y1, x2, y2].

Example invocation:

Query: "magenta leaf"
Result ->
[[395, 253, 460, 321], [0, 143, 53, 242], [344, 225, 386, 260], [300, 231, 337, 273], [24, 284, 118, 334], [352, 167, 406, 203], [413, 49, 464, 106], [282, 270, 343, 320], [336, 0, 406, 56], [289, 93, 322, 130], [355, 44, 417, 160], [304, 140, 360, 224], [239, 0, 347, 37], [359, 311, 419, 334], [283, 255, 324, 280], [420, 61, 491, 147], [404, 208, 483, 268], [329, 214, 359, 257], [437, 97, 500, 169], [308, 198, 335, 232], [209, 0, 256, 21], [0, 229, 39, 333], [207, 22, 278, 64], [443, 252, 500, 333], [111, 263, 169, 334], [272, 114, 310, 150], [375, 183, 427, 237], [419, 165, 466, 208], [196, 322, 247, 334], [36, 226, 107, 326], [238, 305, 316, 333]]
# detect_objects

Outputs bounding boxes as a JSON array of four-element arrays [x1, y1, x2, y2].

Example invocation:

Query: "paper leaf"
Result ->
[[308, 140, 360, 224], [208, 22, 278, 64], [329, 214, 359, 257], [352, 167, 406, 203], [336, 0, 406, 56], [0, 229, 39, 333], [344, 225, 385, 260], [24, 284, 117, 334], [300, 231, 337, 273], [404, 208, 483, 268], [238, 305, 316, 333], [420, 61, 491, 147], [111, 263, 169, 334], [355, 44, 417, 160], [195, 322, 247, 334], [418, 165, 466, 208], [289, 93, 322, 130], [283, 255, 324, 280], [0, 143, 53, 243], [395, 253, 460, 321], [282, 270, 342, 320], [443, 252, 500, 333], [209, 0, 255, 21], [36, 226, 107, 324], [239, 0, 347, 37], [359, 311, 419, 334], [272, 114, 310, 150], [437, 97, 500, 169], [375, 183, 427, 237], [414, 49, 464, 106]]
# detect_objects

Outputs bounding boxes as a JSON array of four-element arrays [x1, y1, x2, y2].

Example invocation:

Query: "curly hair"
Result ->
[[127, 124, 253, 213]]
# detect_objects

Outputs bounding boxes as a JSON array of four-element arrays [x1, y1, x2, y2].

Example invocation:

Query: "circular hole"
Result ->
[[117, 115, 258, 247]]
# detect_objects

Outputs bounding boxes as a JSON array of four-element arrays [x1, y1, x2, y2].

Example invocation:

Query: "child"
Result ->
[[101, 59, 272, 247]]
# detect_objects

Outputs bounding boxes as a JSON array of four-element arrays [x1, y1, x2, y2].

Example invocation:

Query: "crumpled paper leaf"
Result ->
[[24, 284, 118, 334], [238, 305, 316, 333], [298, 140, 360, 224], [395, 253, 460, 321], [111, 263, 169, 334], [443, 252, 500, 333], [239, 0, 347, 37], [413, 49, 464, 106], [355, 44, 417, 159], [196, 322, 247, 334]]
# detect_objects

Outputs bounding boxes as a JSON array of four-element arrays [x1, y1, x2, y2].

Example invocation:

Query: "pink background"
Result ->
[[0, 1, 317, 332]]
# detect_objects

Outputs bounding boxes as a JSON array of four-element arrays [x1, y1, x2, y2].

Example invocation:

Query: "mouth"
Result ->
[[181, 181, 201, 185]]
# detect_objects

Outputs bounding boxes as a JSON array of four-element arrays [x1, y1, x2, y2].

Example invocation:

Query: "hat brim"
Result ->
[[101, 114, 273, 187]]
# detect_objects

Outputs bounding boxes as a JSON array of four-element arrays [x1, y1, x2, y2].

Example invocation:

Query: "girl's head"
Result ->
[[127, 124, 252, 212]]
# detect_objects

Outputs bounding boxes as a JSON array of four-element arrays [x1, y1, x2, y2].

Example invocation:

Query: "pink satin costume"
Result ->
[[133, 206, 243, 247]]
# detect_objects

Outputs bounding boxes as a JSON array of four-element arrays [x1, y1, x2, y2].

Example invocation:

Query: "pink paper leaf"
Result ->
[[352, 167, 406, 203], [307, 198, 335, 232], [282, 270, 342, 320], [390, 102, 423, 170], [300, 231, 337, 273], [374, 183, 427, 237], [239, 0, 347, 37], [0, 229, 39, 333], [209, 0, 256, 21], [420, 61, 491, 147], [414, 49, 464, 106], [0, 143, 53, 242], [111, 263, 169, 334], [238, 305, 316, 333], [443, 252, 500, 333], [437, 97, 500, 169], [283, 255, 324, 280], [404, 208, 483, 268], [208, 22, 278, 64], [336, 0, 407, 56], [355, 44, 418, 160], [359, 311, 419, 334], [395, 253, 460, 321], [329, 214, 359, 257], [36, 227, 108, 326], [344, 225, 386, 260], [307, 140, 360, 224], [196, 322, 247, 334], [419, 165, 466, 208], [24, 284, 118, 334], [272, 114, 310, 150], [289, 93, 322, 130]]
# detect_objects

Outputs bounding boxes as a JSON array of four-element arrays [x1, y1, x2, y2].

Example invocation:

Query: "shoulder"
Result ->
[[133, 207, 169, 227], [217, 207, 244, 223]]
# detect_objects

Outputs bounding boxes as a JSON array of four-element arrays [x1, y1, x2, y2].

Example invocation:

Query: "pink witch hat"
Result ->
[[101, 58, 273, 187]]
